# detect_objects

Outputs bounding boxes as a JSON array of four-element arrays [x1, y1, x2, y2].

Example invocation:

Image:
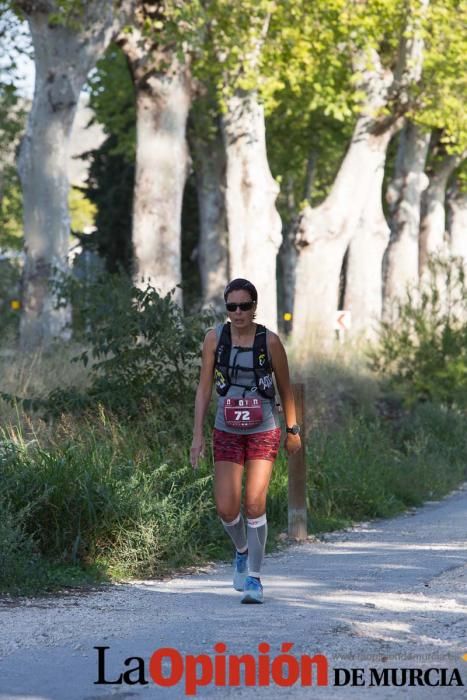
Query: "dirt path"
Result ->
[[0, 485, 466, 699]]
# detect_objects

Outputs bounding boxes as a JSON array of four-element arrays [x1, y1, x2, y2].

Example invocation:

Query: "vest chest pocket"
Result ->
[[223, 397, 263, 429]]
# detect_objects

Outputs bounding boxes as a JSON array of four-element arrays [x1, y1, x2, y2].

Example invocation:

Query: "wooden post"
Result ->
[[288, 382, 307, 539]]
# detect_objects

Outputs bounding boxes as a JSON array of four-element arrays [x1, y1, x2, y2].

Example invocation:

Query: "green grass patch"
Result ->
[[306, 403, 467, 531], [1, 399, 465, 596]]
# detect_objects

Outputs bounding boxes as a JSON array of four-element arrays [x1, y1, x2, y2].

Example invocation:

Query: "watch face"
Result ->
[[288, 425, 300, 435]]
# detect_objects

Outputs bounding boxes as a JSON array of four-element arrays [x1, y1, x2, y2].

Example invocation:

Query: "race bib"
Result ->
[[223, 397, 263, 429]]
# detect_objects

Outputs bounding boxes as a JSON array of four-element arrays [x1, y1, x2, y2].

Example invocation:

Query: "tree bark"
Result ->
[[16, 0, 134, 351], [383, 121, 431, 315], [447, 179, 467, 262], [189, 113, 228, 312], [280, 151, 317, 332], [419, 153, 464, 273], [221, 90, 282, 331], [279, 229, 298, 333], [278, 175, 299, 333], [119, 10, 191, 305], [132, 75, 190, 304], [343, 166, 392, 340]]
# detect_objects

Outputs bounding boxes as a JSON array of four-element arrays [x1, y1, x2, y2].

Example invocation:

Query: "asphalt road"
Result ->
[[0, 485, 466, 700]]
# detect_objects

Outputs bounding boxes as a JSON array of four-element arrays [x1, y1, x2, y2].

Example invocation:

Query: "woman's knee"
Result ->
[[215, 499, 241, 522], [217, 509, 241, 523], [244, 498, 266, 520]]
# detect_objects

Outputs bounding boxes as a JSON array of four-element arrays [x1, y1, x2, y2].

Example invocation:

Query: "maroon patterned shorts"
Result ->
[[213, 427, 282, 464]]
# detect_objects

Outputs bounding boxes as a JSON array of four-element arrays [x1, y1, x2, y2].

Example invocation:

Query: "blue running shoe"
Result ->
[[233, 551, 248, 591], [241, 576, 263, 604]]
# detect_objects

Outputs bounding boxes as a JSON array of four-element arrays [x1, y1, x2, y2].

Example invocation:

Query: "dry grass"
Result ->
[[286, 335, 380, 431], [0, 340, 92, 442], [0, 333, 381, 443]]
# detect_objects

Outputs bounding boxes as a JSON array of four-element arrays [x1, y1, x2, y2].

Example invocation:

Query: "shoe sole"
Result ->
[[241, 593, 263, 604]]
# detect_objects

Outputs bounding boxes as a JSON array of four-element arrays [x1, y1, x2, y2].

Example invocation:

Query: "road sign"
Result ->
[[334, 310, 351, 331]]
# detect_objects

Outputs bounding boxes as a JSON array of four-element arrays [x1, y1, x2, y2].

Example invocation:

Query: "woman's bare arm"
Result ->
[[191, 329, 217, 468], [268, 332, 297, 425], [268, 331, 301, 454]]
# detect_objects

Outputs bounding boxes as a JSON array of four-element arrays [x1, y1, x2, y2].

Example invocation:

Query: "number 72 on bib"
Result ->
[[223, 397, 263, 428]]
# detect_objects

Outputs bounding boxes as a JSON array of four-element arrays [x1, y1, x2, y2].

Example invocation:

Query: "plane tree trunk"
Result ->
[[221, 90, 282, 331], [419, 152, 465, 272], [118, 2, 192, 305], [383, 121, 431, 314], [343, 167, 392, 340], [16, 0, 134, 350], [447, 178, 467, 262], [189, 112, 228, 312]]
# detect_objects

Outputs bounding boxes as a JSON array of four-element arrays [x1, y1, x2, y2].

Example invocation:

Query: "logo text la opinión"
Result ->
[[94, 643, 328, 695]]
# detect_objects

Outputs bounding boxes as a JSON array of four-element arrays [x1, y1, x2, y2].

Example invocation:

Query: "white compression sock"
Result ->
[[246, 513, 267, 577], [221, 513, 247, 553]]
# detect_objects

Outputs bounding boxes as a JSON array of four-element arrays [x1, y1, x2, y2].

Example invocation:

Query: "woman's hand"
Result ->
[[284, 433, 301, 455], [190, 437, 205, 470]]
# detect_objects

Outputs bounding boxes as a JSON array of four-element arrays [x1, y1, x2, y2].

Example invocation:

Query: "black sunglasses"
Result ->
[[226, 302, 255, 312]]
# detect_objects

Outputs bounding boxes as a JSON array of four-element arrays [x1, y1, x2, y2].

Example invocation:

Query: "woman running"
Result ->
[[190, 278, 302, 603]]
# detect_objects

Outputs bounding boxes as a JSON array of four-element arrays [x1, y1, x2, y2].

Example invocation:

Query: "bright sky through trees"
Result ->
[[0, 12, 34, 97]]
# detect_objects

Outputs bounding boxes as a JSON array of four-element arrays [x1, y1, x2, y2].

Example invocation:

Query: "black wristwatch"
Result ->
[[286, 424, 301, 435]]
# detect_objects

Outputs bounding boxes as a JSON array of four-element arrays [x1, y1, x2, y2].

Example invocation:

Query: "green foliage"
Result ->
[[0, 492, 40, 594], [31, 275, 216, 417], [87, 42, 136, 163], [1, 319, 466, 594], [181, 172, 202, 311], [69, 186, 97, 232], [369, 256, 467, 408], [268, 109, 353, 217], [307, 403, 467, 531], [0, 50, 26, 248], [82, 133, 134, 273], [415, 0, 467, 152], [82, 43, 136, 272], [166, 0, 276, 98], [0, 167, 23, 248], [47, 0, 87, 30], [170, 0, 464, 214]]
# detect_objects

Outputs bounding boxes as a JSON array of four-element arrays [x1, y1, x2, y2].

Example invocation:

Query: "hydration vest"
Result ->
[[214, 322, 275, 399]]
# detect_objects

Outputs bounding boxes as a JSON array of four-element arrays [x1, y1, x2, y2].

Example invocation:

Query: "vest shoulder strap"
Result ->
[[216, 322, 231, 360], [253, 324, 272, 371]]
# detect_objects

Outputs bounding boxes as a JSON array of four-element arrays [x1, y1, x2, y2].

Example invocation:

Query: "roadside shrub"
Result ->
[[0, 439, 46, 593], [5, 274, 217, 418], [369, 256, 467, 408], [385, 401, 467, 505], [305, 402, 467, 531], [0, 497, 39, 593], [0, 405, 225, 582]]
